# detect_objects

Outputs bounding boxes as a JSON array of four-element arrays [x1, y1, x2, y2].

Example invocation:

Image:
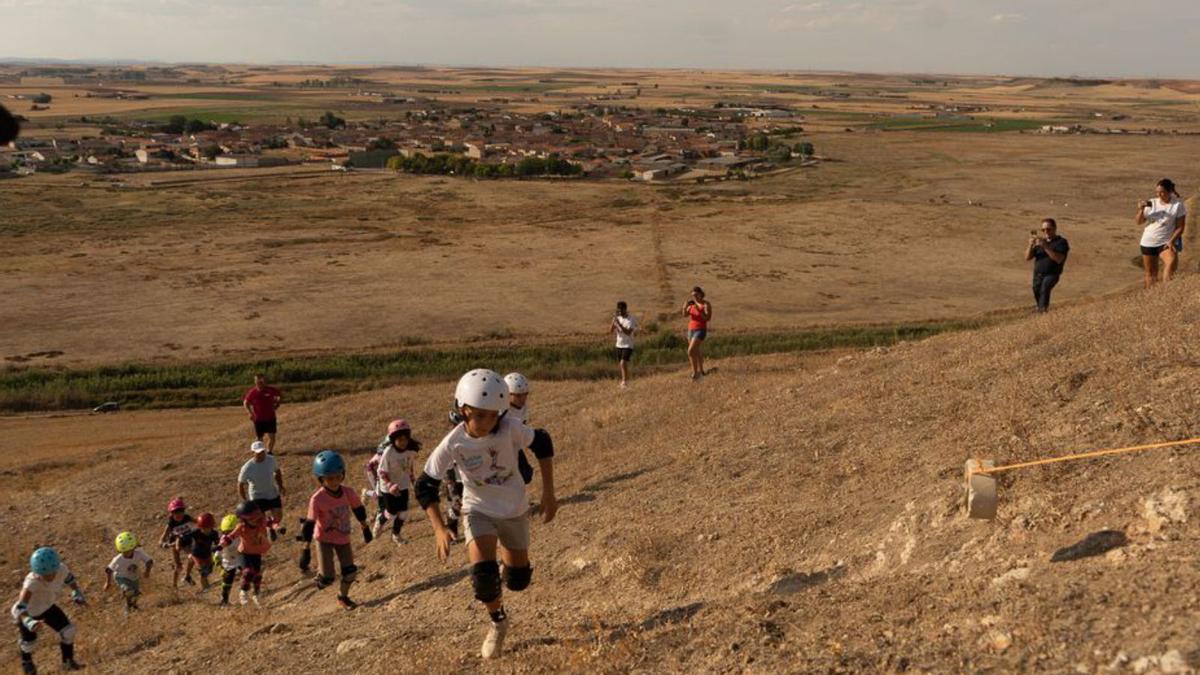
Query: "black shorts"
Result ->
[[18, 604, 70, 641], [1141, 245, 1166, 257], [253, 496, 282, 512], [253, 419, 277, 437], [241, 553, 263, 574], [615, 347, 634, 362], [381, 490, 409, 515]]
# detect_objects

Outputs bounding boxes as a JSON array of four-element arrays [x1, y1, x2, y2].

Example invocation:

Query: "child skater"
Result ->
[[158, 497, 195, 588], [504, 373, 536, 484], [104, 532, 152, 613], [299, 450, 373, 610], [216, 514, 242, 606], [11, 547, 87, 673], [184, 513, 220, 593], [415, 369, 558, 659], [219, 501, 273, 607], [372, 419, 422, 544]]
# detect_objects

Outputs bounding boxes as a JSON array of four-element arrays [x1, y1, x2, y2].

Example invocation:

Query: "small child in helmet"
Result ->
[[218, 501, 273, 607], [300, 450, 373, 610], [11, 547, 87, 673], [504, 372, 536, 485], [441, 409, 467, 541], [158, 497, 196, 588], [184, 513, 220, 592], [104, 532, 152, 613], [416, 369, 559, 659], [216, 514, 243, 606], [361, 444, 386, 522], [372, 419, 422, 544]]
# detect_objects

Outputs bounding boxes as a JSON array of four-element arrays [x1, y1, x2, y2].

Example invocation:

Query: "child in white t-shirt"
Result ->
[[504, 372, 536, 484], [415, 369, 558, 659], [11, 547, 86, 673], [216, 514, 242, 606], [372, 419, 422, 544], [104, 532, 153, 613]]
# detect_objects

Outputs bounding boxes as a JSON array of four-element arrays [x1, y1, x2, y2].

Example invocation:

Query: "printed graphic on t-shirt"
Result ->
[[325, 503, 352, 535]]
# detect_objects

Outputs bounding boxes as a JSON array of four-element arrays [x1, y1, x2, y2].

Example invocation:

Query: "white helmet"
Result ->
[[454, 369, 509, 412], [504, 372, 530, 395]]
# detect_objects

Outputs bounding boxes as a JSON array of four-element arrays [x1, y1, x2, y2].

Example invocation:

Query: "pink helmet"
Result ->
[[387, 419, 410, 437], [167, 497, 186, 512]]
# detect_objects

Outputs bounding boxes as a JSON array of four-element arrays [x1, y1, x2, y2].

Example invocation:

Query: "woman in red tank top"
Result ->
[[682, 286, 712, 380]]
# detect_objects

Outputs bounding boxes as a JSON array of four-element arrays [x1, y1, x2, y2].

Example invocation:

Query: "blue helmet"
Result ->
[[30, 547, 61, 576], [313, 450, 346, 477]]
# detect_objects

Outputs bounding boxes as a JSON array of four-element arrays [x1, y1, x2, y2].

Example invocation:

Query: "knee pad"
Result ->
[[341, 564, 358, 584], [59, 623, 76, 644], [316, 575, 334, 590], [471, 561, 502, 603], [19, 638, 36, 654], [504, 565, 532, 592]]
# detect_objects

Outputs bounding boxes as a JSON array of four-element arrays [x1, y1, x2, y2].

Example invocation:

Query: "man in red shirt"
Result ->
[[243, 374, 282, 453]]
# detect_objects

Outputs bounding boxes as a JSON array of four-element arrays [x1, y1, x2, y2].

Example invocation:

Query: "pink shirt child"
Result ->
[[306, 486, 363, 546]]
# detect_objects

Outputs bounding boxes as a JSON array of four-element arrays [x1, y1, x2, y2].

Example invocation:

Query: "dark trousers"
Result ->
[[1033, 272, 1060, 312]]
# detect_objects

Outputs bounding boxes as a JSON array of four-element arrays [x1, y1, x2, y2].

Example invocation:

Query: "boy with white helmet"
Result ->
[[503, 372, 536, 485], [103, 532, 153, 613], [11, 547, 86, 673], [416, 369, 559, 659], [371, 419, 423, 544]]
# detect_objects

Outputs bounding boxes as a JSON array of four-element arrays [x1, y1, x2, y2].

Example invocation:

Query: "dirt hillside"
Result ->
[[3, 278, 1200, 673]]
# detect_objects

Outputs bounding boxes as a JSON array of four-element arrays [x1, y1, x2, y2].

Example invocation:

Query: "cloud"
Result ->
[[990, 12, 1025, 23]]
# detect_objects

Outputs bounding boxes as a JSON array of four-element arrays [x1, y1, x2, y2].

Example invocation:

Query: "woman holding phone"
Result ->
[[1137, 178, 1187, 288], [682, 286, 712, 381]]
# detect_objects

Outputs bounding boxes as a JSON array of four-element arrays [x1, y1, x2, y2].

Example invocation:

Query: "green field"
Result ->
[[868, 117, 1060, 132], [0, 320, 989, 412]]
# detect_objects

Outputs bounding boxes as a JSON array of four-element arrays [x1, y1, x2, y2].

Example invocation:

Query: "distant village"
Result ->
[[0, 89, 818, 183]]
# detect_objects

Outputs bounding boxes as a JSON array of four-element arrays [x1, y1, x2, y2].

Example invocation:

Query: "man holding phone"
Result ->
[[1024, 218, 1069, 313]]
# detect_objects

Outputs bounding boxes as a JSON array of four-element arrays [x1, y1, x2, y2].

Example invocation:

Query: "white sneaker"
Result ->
[[251, 593, 261, 608], [238, 590, 248, 606], [372, 516, 388, 540], [391, 532, 407, 545], [481, 618, 508, 659]]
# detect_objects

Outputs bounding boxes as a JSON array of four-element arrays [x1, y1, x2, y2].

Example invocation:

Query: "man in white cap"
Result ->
[[238, 441, 287, 539]]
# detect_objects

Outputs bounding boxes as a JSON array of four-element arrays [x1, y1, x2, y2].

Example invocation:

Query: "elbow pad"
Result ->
[[352, 505, 368, 523], [63, 573, 76, 586], [415, 473, 442, 510], [530, 429, 555, 459], [300, 518, 315, 543]]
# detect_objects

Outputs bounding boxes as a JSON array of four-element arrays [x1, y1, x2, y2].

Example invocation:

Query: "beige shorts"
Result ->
[[464, 511, 530, 550]]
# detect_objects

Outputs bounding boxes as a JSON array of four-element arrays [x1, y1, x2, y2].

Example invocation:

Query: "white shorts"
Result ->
[[464, 511, 530, 551]]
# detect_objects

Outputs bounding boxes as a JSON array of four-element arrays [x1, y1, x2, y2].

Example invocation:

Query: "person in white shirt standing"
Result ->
[[415, 369, 558, 659], [609, 301, 638, 388], [1137, 178, 1188, 288], [238, 441, 287, 539], [11, 547, 86, 673]]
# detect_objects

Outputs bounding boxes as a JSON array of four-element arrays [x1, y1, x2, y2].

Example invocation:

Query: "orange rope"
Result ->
[[972, 437, 1200, 476]]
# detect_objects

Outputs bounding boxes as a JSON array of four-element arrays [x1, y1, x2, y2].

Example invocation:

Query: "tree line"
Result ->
[[382, 153, 583, 179]]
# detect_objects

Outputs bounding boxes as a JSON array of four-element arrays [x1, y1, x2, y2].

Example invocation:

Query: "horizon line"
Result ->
[[0, 57, 1187, 84]]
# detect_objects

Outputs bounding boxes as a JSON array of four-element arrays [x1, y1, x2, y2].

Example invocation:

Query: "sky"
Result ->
[[3, 0, 1200, 78]]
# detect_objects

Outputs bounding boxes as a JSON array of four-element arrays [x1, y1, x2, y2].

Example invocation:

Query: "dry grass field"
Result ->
[[4, 65, 1200, 673], [2, 130, 1197, 367], [2, 276, 1200, 673]]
